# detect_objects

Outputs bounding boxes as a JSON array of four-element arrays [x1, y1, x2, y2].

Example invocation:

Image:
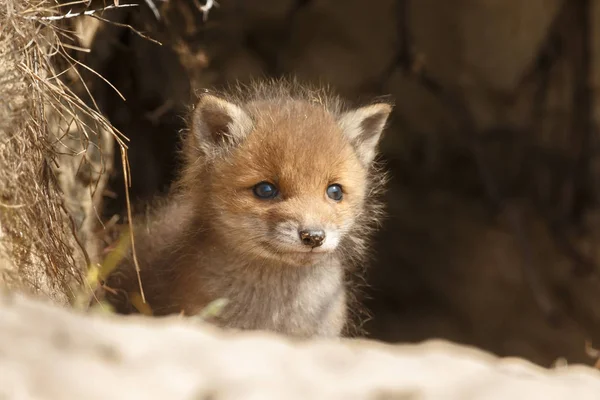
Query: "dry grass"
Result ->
[[0, 0, 129, 304]]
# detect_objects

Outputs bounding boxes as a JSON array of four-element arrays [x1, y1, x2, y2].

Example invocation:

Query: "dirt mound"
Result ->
[[3, 292, 600, 399]]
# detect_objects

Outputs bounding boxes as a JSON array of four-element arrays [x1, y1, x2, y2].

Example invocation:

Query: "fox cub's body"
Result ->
[[104, 81, 392, 337]]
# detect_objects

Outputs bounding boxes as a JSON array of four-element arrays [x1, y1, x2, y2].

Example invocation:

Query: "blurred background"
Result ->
[[65, 0, 600, 367]]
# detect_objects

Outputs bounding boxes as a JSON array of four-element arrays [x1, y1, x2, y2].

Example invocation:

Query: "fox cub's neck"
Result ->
[[172, 221, 348, 337]]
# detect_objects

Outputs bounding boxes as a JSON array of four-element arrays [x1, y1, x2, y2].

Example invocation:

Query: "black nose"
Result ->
[[299, 229, 325, 248]]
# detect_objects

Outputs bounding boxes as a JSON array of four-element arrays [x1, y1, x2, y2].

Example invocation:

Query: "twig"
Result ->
[[0, 201, 26, 208], [61, 201, 91, 269], [25, 4, 138, 21], [143, 0, 161, 20], [90, 14, 163, 46], [120, 146, 146, 303], [193, 0, 217, 22]]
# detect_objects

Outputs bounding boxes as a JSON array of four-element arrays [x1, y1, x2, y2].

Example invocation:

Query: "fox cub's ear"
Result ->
[[339, 103, 392, 165], [191, 93, 253, 153]]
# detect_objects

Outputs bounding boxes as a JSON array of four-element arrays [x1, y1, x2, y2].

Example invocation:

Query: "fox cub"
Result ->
[[104, 80, 392, 337]]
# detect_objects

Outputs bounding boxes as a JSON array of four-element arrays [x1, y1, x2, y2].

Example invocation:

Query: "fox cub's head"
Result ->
[[186, 85, 391, 266]]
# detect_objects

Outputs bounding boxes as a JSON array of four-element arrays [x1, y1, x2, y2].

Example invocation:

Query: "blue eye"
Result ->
[[326, 184, 343, 201], [253, 182, 278, 199]]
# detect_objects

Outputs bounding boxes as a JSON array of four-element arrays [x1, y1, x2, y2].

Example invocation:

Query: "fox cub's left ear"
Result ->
[[339, 103, 393, 165], [191, 93, 253, 154]]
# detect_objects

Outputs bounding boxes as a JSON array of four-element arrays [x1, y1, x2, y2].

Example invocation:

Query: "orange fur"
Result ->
[[104, 79, 392, 337]]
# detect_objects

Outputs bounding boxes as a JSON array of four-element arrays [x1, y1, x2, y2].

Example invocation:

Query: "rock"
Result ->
[[408, 0, 561, 129], [236, 0, 296, 26], [279, 0, 398, 95], [409, 0, 561, 93], [380, 68, 461, 161], [1, 293, 600, 399]]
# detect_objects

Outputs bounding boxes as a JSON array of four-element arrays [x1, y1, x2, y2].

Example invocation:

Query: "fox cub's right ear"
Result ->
[[191, 93, 253, 153]]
